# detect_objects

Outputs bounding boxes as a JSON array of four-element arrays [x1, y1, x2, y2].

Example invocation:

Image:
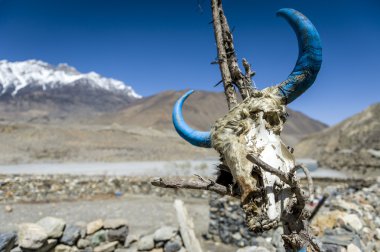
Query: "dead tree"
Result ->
[[153, 1, 323, 251]]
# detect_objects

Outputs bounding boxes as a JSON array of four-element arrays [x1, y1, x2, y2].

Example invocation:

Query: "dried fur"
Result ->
[[211, 88, 290, 232]]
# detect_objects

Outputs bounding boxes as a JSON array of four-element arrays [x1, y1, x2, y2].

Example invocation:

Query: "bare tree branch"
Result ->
[[211, 0, 237, 109], [219, 8, 253, 99], [151, 176, 237, 197]]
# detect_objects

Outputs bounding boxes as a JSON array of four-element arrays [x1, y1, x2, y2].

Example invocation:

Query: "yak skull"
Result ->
[[172, 8, 322, 232]]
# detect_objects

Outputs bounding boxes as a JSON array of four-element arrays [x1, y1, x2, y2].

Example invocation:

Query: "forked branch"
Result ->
[[211, 0, 255, 109]]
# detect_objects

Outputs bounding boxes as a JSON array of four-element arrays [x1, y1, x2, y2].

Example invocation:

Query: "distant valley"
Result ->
[[0, 60, 330, 164]]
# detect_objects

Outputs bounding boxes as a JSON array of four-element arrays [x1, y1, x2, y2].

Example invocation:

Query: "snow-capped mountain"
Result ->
[[0, 60, 142, 122], [0, 60, 141, 99]]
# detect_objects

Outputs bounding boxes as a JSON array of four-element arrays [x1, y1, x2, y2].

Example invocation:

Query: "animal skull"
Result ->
[[172, 8, 322, 233]]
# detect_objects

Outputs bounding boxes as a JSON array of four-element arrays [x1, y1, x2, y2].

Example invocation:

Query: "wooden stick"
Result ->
[[150, 177, 237, 197], [174, 199, 203, 252], [219, 8, 253, 99], [211, 0, 237, 110]]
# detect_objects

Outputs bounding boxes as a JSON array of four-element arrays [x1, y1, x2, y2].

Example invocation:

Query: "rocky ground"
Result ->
[[204, 178, 379, 252], [1, 174, 379, 251]]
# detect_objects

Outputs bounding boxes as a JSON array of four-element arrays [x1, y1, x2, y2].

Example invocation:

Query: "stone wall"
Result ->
[[0, 175, 209, 203], [204, 193, 283, 252], [0, 216, 186, 252]]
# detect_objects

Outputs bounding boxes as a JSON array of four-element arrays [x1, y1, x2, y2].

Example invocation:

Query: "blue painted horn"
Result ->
[[172, 90, 211, 148], [276, 8, 322, 104], [172, 8, 322, 148]]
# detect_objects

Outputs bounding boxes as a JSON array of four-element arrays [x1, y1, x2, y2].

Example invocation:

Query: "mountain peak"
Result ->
[[0, 59, 141, 99]]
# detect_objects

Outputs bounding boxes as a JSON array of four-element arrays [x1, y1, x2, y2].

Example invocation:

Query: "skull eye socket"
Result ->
[[263, 111, 281, 126], [280, 112, 289, 122]]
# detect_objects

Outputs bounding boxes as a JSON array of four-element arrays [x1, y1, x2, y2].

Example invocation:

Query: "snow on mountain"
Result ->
[[0, 60, 141, 99]]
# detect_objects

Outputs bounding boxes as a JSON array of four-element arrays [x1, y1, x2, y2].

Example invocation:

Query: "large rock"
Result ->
[[163, 240, 181, 252], [40, 239, 58, 252], [237, 246, 270, 252], [137, 235, 154, 251], [60, 225, 81, 246], [18, 223, 48, 250], [87, 219, 104, 235], [0, 232, 17, 252], [108, 226, 128, 243], [154, 227, 177, 242], [91, 230, 108, 247], [338, 214, 363, 233], [103, 219, 128, 229], [54, 244, 79, 252], [124, 234, 138, 248], [94, 241, 119, 252], [77, 238, 90, 249], [37, 217, 66, 238], [347, 243, 361, 252]]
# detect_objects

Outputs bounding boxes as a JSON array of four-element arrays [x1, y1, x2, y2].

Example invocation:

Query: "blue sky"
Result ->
[[0, 0, 379, 125]]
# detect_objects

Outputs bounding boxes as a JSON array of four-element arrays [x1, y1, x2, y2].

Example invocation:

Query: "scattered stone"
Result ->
[[154, 226, 177, 242], [321, 232, 357, 247], [338, 214, 363, 233], [375, 228, 380, 240], [124, 234, 138, 248], [75, 221, 87, 238], [18, 223, 48, 250], [91, 230, 108, 247], [40, 239, 58, 252], [37, 217, 66, 238], [103, 219, 128, 229], [94, 241, 119, 252], [77, 238, 90, 249], [171, 235, 183, 247], [54, 244, 79, 252], [331, 199, 362, 215], [232, 232, 242, 243], [312, 210, 347, 235], [108, 225, 128, 243], [152, 249, 164, 252], [115, 249, 132, 252], [237, 246, 270, 252], [81, 248, 93, 252], [155, 241, 165, 248], [60, 225, 81, 246], [271, 227, 283, 248], [87, 219, 104, 235], [4, 205, 12, 213], [347, 243, 361, 252], [250, 237, 272, 249], [137, 235, 154, 251], [0, 232, 17, 252], [163, 240, 181, 252], [10, 247, 21, 252]]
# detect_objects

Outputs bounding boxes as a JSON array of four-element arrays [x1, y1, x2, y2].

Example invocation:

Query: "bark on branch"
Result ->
[[151, 176, 238, 197], [211, 0, 237, 109]]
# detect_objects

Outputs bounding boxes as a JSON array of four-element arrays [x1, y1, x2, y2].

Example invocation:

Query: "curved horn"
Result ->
[[172, 90, 211, 148], [276, 8, 322, 104]]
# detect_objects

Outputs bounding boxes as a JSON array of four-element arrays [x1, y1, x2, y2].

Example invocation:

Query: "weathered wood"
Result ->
[[211, 0, 237, 109], [174, 199, 203, 252], [150, 176, 238, 198], [219, 8, 253, 99]]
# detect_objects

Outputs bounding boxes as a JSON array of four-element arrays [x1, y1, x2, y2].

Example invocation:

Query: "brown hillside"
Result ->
[[295, 103, 380, 175], [98, 90, 327, 146]]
